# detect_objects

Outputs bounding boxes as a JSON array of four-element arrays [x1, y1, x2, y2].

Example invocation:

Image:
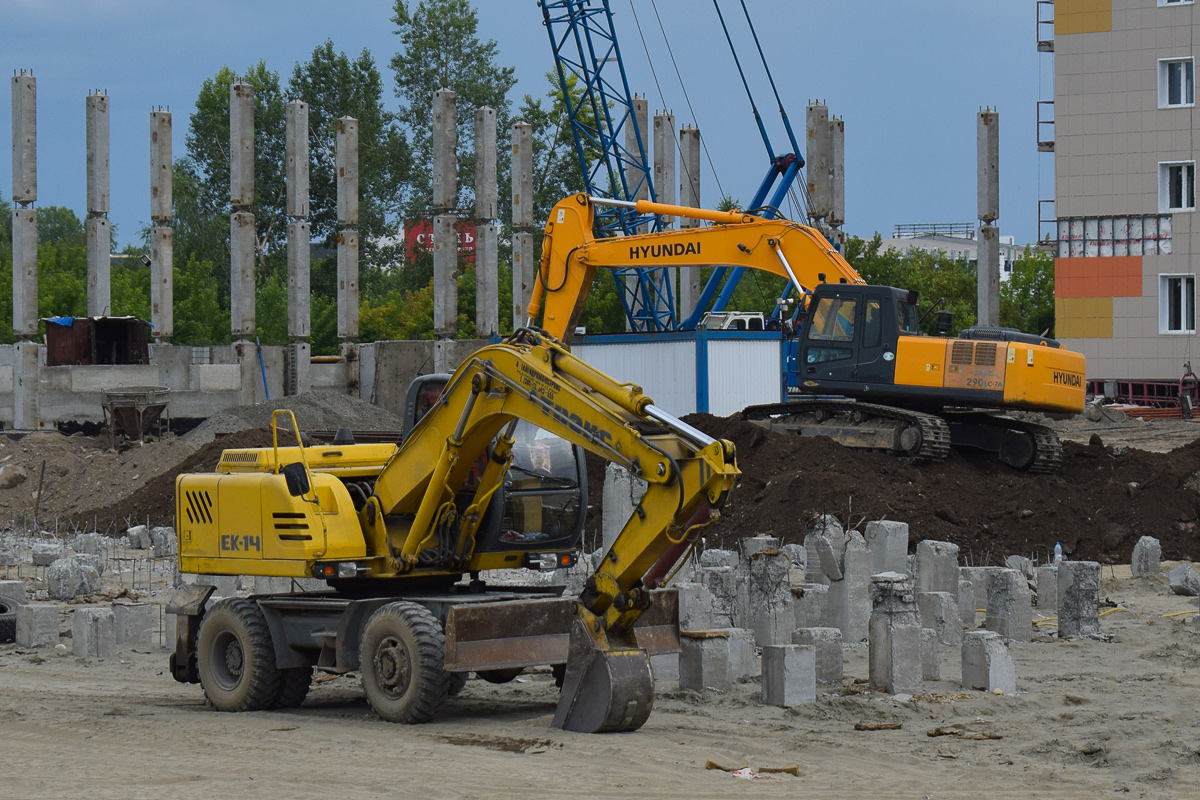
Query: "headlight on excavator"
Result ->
[[525, 552, 576, 571], [313, 561, 364, 579]]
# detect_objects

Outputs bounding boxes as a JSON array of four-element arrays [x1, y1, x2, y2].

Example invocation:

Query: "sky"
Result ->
[[1, 0, 1052, 249]]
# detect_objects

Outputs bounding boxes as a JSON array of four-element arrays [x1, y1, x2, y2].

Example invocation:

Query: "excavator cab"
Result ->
[[792, 284, 919, 394]]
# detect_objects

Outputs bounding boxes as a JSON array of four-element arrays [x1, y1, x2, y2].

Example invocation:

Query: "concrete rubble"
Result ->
[[151, 526, 175, 558], [961, 630, 1015, 694], [32, 542, 64, 566], [793, 626, 843, 685], [986, 568, 1033, 642], [126, 524, 152, 550], [868, 571, 922, 694], [0, 579, 28, 603], [743, 534, 779, 558], [1056, 561, 1101, 638], [71, 532, 103, 555], [804, 514, 844, 586], [1130, 536, 1161, 578], [1168, 563, 1200, 596], [761, 644, 816, 707], [47, 555, 103, 600], [1004, 555, 1034, 580]]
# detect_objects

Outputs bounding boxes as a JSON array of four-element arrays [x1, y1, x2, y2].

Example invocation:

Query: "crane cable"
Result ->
[[627, 0, 727, 203]]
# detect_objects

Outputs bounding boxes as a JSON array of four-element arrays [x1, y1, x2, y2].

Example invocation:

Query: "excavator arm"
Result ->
[[529, 193, 864, 341], [368, 329, 739, 731]]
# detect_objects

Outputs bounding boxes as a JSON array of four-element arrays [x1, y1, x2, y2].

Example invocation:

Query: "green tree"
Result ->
[[1001, 247, 1055, 337], [0, 190, 13, 253], [390, 0, 517, 216], [173, 254, 230, 344], [37, 206, 86, 248]]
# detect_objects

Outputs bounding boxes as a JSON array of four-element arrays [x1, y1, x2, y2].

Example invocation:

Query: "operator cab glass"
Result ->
[[896, 295, 920, 334]]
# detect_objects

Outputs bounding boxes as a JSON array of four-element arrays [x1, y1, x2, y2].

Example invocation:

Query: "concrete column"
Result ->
[[652, 111, 675, 209], [829, 116, 845, 227], [806, 102, 831, 221], [286, 101, 309, 219], [86, 218, 111, 315], [287, 222, 311, 339], [433, 214, 458, 336], [627, 95, 649, 274], [432, 89, 457, 210], [230, 211, 256, 336], [150, 110, 172, 222], [230, 82, 254, 206], [13, 340, 39, 430], [286, 101, 310, 343], [977, 109, 999, 223], [12, 208, 37, 338], [511, 121, 533, 228], [86, 91, 111, 317], [11, 73, 37, 203], [475, 106, 498, 337], [337, 117, 359, 341], [150, 110, 173, 338], [150, 227, 173, 338], [977, 225, 1000, 326], [511, 121, 534, 332], [677, 124, 702, 321], [512, 231, 534, 329]]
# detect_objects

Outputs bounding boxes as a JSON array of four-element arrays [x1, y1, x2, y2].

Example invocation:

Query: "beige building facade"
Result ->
[[1054, 0, 1200, 382]]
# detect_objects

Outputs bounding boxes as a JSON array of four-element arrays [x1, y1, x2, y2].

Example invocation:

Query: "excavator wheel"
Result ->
[[197, 598, 280, 712], [273, 666, 314, 709], [446, 672, 468, 697], [360, 601, 448, 724]]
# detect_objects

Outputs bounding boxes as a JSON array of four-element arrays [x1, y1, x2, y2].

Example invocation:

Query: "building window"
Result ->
[[1161, 275, 1196, 333], [1160, 162, 1196, 211], [1159, 58, 1195, 107], [1160, 0, 1195, 6]]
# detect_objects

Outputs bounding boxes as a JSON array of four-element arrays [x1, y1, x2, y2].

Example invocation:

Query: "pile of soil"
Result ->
[[184, 391, 405, 445], [682, 413, 1200, 565]]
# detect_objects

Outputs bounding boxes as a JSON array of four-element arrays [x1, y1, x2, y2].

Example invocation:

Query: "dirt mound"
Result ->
[[75, 428, 275, 531], [183, 391, 405, 446], [683, 413, 1200, 565]]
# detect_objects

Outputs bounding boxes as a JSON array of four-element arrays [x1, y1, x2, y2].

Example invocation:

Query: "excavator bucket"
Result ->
[[551, 617, 654, 733]]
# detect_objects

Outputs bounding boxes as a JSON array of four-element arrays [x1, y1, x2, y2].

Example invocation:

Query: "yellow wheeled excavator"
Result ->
[[529, 193, 1087, 472], [168, 329, 737, 732]]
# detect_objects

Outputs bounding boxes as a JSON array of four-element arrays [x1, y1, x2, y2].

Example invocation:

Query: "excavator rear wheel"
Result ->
[[273, 666, 314, 709], [197, 598, 280, 712], [360, 602, 448, 724]]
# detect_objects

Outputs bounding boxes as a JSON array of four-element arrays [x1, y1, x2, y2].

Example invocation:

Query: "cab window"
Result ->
[[864, 297, 882, 348], [896, 298, 920, 333], [807, 297, 857, 342]]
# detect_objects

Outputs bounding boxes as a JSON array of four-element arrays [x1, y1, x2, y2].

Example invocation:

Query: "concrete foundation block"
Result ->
[[32, 542, 64, 566], [679, 633, 734, 692], [1131, 536, 1161, 578], [0, 579, 28, 603], [72, 607, 116, 658], [749, 549, 794, 645], [762, 644, 816, 707], [793, 626, 843, 685], [792, 583, 829, 629], [865, 520, 909, 574], [700, 548, 739, 569], [71, 532, 103, 556], [650, 652, 679, 683], [958, 578, 975, 629], [601, 464, 647, 552], [1168, 563, 1200, 596], [868, 572, 922, 694], [16, 604, 59, 647], [114, 603, 155, 645], [126, 524, 152, 550], [150, 526, 174, 559], [1056, 560, 1100, 638], [729, 628, 758, 680], [743, 534, 779, 558], [961, 630, 1015, 694], [697, 566, 738, 627], [915, 540, 960, 596], [677, 581, 715, 631], [986, 568, 1033, 642], [1036, 564, 1058, 611], [918, 591, 963, 646], [920, 627, 940, 680], [47, 556, 102, 600], [828, 531, 872, 643]]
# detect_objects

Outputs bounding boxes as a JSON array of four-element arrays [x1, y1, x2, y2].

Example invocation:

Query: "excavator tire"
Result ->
[[477, 667, 524, 684], [360, 602, 448, 724], [0, 594, 24, 643], [273, 666, 314, 709], [446, 672, 468, 696], [197, 598, 280, 712]]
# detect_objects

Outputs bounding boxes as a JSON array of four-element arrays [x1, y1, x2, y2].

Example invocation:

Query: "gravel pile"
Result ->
[[183, 392, 406, 445]]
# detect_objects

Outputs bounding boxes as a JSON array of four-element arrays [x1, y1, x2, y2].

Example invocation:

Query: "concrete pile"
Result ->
[[868, 571, 922, 694], [805, 516, 871, 643], [961, 630, 1015, 693], [1131, 536, 1161, 578], [761, 644, 816, 707], [16, 605, 58, 647], [1057, 561, 1101, 638], [1168, 563, 1200, 596], [747, 547, 794, 646], [985, 568, 1033, 642], [47, 554, 104, 599]]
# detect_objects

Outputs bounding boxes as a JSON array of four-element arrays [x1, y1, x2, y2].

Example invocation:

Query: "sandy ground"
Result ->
[[2, 567, 1200, 799]]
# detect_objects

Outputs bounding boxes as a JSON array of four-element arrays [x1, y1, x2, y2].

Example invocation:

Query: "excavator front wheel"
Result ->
[[360, 602, 449, 724], [197, 598, 280, 712]]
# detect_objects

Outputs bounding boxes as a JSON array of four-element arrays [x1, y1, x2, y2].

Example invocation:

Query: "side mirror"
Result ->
[[936, 310, 954, 336], [282, 462, 310, 497]]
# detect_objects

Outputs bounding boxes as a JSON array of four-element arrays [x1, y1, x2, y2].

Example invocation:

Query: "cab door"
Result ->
[[799, 292, 860, 382], [854, 292, 898, 385]]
